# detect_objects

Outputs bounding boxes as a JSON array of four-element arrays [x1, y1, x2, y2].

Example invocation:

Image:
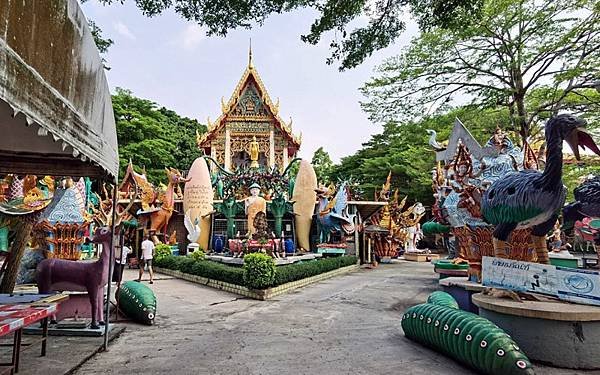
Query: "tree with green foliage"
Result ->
[[331, 104, 514, 204], [112, 88, 206, 183], [85, 0, 481, 70], [311, 147, 334, 184], [361, 0, 600, 143], [88, 20, 113, 68]]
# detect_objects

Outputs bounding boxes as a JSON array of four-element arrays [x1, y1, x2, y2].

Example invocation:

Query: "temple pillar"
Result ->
[[225, 128, 231, 170], [210, 147, 217, 171], [269, 130, 275, 168], [283, 144, 289, 168]]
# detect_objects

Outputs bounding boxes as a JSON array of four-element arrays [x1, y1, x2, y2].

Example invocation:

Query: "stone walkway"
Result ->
[[70, 265, 598, 375]]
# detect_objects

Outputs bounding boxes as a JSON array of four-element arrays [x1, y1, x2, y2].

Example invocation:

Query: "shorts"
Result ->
[[140, 258, 153, 267]]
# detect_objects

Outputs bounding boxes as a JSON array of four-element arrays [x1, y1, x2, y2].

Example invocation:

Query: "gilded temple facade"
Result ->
[[197, 52, 301, 171]]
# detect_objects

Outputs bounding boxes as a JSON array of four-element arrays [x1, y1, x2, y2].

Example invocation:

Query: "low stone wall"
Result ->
[[155, 264, 360, 300]]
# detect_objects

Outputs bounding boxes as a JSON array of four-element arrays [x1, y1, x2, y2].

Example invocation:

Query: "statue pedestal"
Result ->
[[549, 251, 579, 268], [473, 293, 600, 369], [403, 251, 439, 262], [432, 259, 469, 279], [438, 277, 484, 313]]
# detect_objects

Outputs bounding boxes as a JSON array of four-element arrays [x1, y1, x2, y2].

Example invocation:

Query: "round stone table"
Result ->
[[473, 293, 600, 369]]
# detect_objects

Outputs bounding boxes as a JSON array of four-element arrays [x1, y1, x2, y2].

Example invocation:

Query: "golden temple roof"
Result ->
[[197, 50, 302, 149]]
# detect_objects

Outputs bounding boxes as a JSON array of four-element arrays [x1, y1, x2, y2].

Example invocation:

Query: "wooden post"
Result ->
[[0, 221, 33, 293]]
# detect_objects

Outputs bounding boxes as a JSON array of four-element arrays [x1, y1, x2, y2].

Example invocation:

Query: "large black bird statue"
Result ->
[[481, 114, 600, 264], [563, 175, 600, 223]]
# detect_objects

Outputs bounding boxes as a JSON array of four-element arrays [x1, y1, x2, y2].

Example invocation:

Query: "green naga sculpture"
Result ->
[[402, 291, 534, 375], [214, 196, 243, 239], [268, 192, 294, 237]]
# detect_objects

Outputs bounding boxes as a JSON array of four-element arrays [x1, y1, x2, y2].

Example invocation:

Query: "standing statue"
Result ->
[[269, 191, 294, 237], [315, 182, 355, 244], [245, 183, 266, 235], [249, 136, 260, 169], [215, 196, 243, 239], [149, 168, 190, 238], [482, 114, 600, 264]]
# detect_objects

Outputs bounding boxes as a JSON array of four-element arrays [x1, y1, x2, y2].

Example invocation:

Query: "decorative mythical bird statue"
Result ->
[[563, 175, 600, 224], [426, 129, 447, 151], [481, 114, 600, 264], [315, 182, 355, 243]]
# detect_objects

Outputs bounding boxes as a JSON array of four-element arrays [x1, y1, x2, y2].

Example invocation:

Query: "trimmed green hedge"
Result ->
[[273, 256, 358, 286], [154, 255, 358, 290], [155, 255, 244, 286]]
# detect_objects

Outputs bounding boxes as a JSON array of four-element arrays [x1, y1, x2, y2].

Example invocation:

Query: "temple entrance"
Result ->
[[231, 151, 267, 170]]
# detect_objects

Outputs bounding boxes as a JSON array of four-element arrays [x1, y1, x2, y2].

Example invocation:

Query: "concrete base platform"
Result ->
[[404, 252, 440, 262], [206, 253, 323, 266], [439, 277, 485, 313], [24, 322, 116, 337], [473, 293, 600, 369]]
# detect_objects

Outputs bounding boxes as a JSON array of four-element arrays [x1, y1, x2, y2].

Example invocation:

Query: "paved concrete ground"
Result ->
[[68, 263, 600, 375]]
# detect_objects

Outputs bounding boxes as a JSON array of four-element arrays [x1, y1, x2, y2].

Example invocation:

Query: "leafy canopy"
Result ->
[[112, 88, 206, 183], [311, 147, 334, 184], [85, 0, 481, 70], [361, 0, 600, 141]]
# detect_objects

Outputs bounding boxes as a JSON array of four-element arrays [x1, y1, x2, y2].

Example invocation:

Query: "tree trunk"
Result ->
[[0, 221, 33, 293]]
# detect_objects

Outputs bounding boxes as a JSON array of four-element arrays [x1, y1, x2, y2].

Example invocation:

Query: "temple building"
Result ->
[[196, 49, 302, 171]]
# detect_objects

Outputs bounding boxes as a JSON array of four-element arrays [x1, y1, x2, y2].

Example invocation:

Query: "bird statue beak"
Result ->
[[566, 126, 600, 161]]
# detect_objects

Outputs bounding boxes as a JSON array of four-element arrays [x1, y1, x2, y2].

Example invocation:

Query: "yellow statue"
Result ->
[[249, 136, 260, 168], [245, 183, 266, 235]]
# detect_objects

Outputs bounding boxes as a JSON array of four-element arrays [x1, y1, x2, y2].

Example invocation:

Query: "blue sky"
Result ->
[[81, 2, 418, 162]]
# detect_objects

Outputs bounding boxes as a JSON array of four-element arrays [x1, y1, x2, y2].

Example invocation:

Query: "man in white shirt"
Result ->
[[138, 234, 155, 284]]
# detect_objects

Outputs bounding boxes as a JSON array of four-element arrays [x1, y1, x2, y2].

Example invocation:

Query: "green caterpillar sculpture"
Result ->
[[402, 292, 534, 375], [118, 281, 157, 325]]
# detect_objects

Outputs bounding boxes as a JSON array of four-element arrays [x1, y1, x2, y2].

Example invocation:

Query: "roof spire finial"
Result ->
[[248, 38, 253, 68]]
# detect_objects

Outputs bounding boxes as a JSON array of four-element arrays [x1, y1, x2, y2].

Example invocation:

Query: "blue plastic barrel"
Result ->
[[213, 235, 225, 253]]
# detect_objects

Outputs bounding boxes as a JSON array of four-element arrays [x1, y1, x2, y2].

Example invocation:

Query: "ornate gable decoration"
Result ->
[[230, 82, 269, 117], [197, 55, 301, 150]]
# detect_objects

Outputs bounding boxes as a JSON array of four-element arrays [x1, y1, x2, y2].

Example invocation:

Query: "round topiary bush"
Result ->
[[154, 244, 172, 261], [188, 250, 206, 261], [243, 253, 276, 290]]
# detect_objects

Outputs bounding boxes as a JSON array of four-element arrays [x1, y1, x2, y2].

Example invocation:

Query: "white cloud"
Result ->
[[181, 24, 206, 50], [114, 21, 136, 41]]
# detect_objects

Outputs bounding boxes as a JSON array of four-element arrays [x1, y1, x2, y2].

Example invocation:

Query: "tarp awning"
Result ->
[[0, 0, 118, 178]]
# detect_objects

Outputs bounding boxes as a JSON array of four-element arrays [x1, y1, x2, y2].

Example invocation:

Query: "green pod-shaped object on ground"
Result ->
[[401, 292, 534, 375], [118, 281, 157, 325]]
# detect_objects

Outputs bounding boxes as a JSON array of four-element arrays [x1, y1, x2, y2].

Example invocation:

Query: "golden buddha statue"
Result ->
[[249, 136, 260, 169], [245, 182, 266, 235]]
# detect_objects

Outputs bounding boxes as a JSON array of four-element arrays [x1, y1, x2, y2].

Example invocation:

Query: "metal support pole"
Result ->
[[103, 177, 118, 351]]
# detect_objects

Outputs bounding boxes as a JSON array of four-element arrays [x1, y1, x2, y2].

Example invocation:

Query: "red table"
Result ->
[[0, 303, 57, 374]]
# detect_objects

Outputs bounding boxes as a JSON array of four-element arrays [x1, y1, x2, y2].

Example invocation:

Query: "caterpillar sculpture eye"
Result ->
[[480, 340, 487, 348], [516, 360, 527, 369], [443, 324, 449, 331], [435, 321, 439, 326], [497, 349, 505, 356], [420, 315, 424, 320], [454, 328, 460, 335], [427, 318, 432, 323], [466, 335, 472, 341]]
